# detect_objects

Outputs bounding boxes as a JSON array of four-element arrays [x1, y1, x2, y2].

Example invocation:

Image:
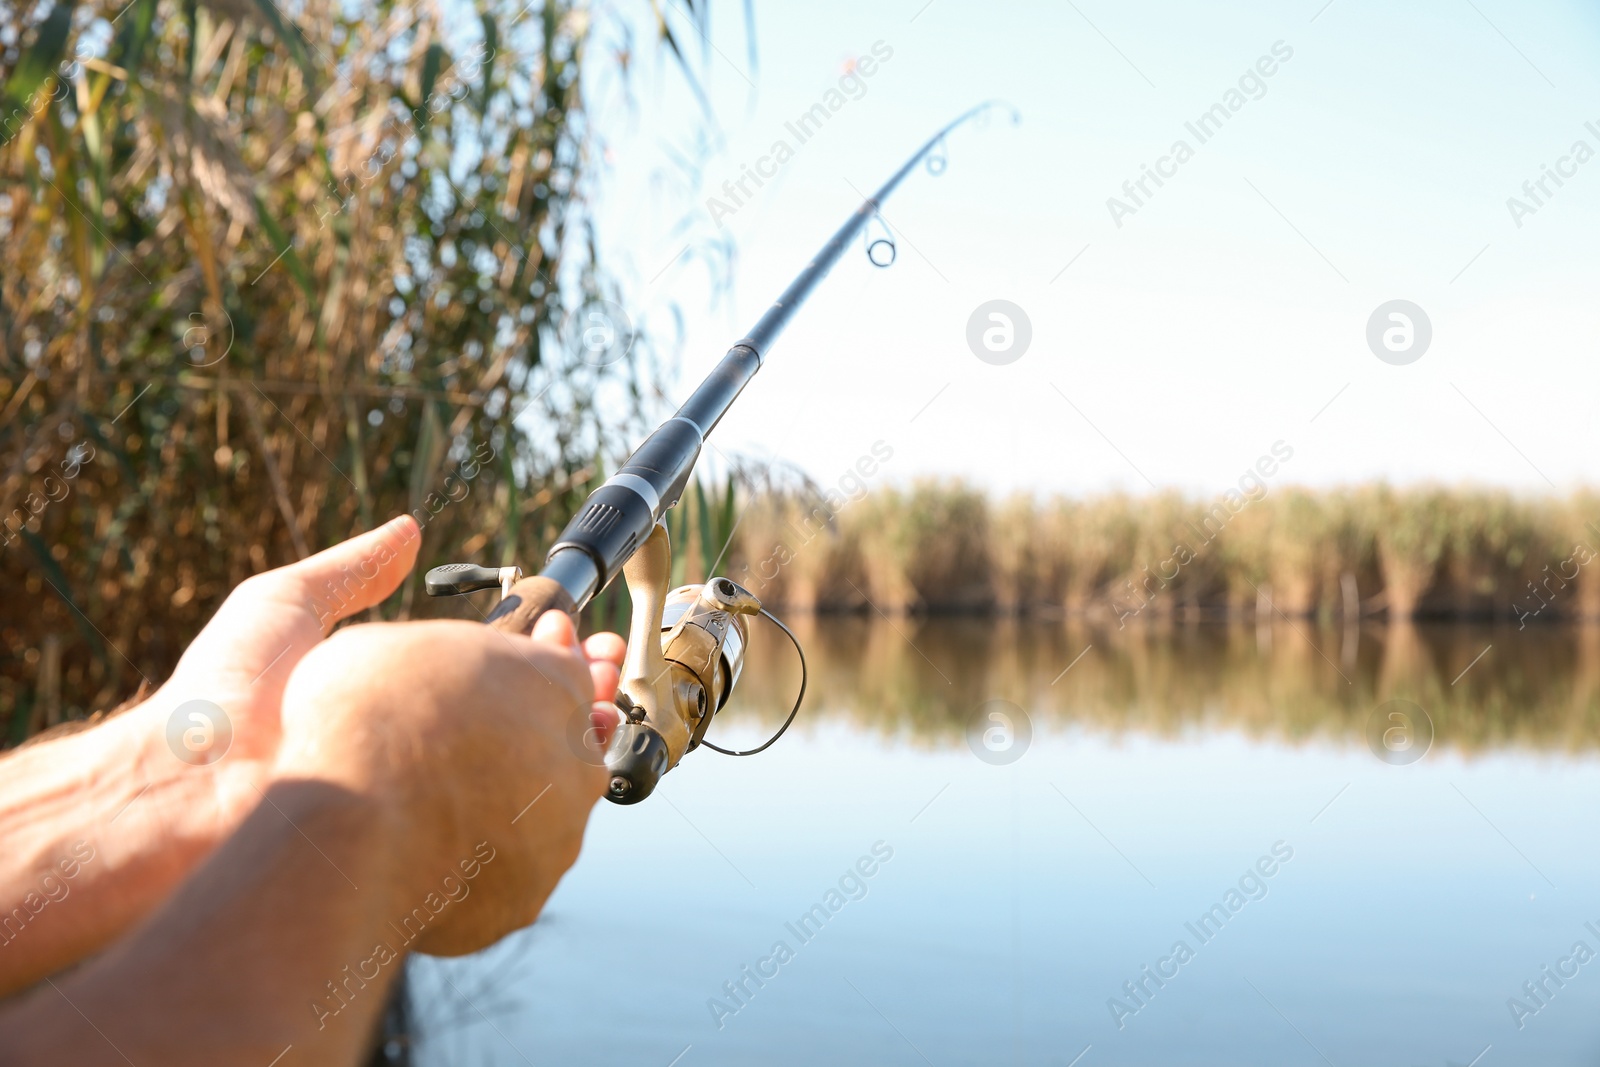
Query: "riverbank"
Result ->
[[720, 483, 1600, 623]]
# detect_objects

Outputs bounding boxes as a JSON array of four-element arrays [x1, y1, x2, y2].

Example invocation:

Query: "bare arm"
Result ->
[[0, 695, 263, 998], [3, 778, 415, 1065], [0, 612, 623, 1066], [0, 517, 420, 998]]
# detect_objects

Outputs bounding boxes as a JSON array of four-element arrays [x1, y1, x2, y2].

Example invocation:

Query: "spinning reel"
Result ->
[[425, 522, 804, 806]]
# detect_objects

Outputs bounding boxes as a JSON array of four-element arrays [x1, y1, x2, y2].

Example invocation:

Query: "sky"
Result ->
[[589, 0, 1600, 499]]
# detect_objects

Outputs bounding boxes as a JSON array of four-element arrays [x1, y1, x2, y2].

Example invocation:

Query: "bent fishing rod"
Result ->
[[426, 101, 1018, 805]]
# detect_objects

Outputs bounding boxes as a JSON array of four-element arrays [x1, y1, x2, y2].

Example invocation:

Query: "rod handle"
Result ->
[[483, 575, 578, 635]]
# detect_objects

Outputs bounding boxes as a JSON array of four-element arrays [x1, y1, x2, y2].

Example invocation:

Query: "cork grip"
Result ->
[[483, 575, 579, 636]]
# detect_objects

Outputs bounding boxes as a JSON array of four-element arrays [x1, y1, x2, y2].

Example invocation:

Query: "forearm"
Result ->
[[0, 692, 267, 997], [0, 613, 612, 1066], [0, 777, 419, 1066]]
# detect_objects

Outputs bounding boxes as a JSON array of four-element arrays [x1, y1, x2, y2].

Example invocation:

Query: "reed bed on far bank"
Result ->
[[724, 483, 1600, 623], [724, 616, 1600, 756]]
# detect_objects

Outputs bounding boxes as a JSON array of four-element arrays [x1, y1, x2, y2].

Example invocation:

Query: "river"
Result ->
[[409, 618, 1600, 1066]]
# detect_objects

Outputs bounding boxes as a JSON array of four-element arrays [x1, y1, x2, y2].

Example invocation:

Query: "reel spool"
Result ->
[[426, 522, 804, 806]]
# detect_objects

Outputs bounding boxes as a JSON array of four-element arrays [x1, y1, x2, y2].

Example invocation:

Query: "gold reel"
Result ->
[[606, 523, 805, 804]]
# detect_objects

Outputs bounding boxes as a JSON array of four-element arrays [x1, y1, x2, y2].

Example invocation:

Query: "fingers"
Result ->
[[282, 515, 421, 625], [589, 658, 620, 703], [576, 631, 623, 756], [578, 632, 624, 700], [530, 605, 581, 652], [589, 701, 620, 751], [582, 632, 626, 670]]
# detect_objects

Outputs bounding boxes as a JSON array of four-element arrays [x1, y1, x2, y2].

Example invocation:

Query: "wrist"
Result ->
[[0, 692, 271, 999], [268, 756, 452, 925], [0, 776, 421, 1066], [269, 762, 442, 923], [120, 689, 274, 852]]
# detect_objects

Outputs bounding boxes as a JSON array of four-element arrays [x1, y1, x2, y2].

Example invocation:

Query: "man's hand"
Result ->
[[0, 597, 629, 1067], [276, 608, 624, 956], [154, 512, 423, 767], [0, 518, 419, 998]]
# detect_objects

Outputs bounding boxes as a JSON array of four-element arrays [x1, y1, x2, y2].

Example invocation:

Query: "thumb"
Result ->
[[283, 514, 421, 626]]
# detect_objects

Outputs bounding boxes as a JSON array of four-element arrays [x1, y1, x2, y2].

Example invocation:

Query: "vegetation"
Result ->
[[727, 616, 1600, 756], [4, 1, 1594, 748], [725, 483, 1600, 623], [0, 0, 722, 737]]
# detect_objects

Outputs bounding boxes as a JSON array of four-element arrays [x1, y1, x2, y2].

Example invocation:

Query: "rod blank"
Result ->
[[541, 102, 1018, 608]]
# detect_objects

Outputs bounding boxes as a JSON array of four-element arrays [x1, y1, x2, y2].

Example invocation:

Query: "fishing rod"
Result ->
[[426, 101, 1019, 804]]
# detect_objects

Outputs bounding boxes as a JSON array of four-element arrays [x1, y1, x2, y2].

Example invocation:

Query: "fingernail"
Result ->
[[531, 609, 565, 643]]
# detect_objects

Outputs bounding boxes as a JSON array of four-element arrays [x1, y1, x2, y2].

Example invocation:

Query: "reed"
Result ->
[[725, 482, 1600, 623], [724, 617, 1600, 756], [0, 0, 712, 738]]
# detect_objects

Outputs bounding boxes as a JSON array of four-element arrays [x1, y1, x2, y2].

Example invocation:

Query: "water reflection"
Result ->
[[410, 619, 1600, 1067], [728, 618, 1600, 753]]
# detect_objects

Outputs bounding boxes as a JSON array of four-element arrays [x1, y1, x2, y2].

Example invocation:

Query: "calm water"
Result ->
[[409, 619, 1600, 1066]]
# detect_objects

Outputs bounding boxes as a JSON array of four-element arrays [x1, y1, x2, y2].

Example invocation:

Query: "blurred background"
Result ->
[[5, 0, 1600, 1063]]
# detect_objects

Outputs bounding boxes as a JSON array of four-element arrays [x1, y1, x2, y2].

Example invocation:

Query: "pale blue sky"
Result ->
[[590, 0, 1600, 497]]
